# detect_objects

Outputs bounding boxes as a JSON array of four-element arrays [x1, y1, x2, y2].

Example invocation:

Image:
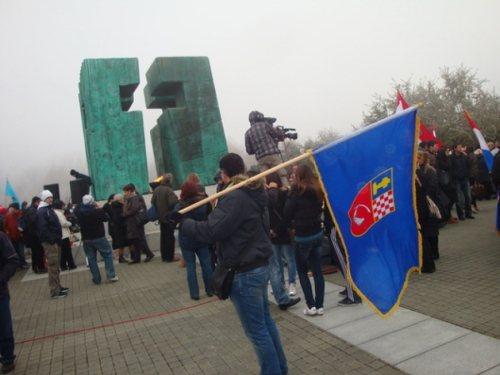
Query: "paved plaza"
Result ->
[[6, 199, 500, 374]]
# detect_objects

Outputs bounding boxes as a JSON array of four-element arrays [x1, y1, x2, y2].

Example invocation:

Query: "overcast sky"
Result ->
[[1, 0, 499, 202]]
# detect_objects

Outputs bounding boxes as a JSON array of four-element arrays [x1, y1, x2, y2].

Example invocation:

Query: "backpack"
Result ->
[[134, 195, 149, 227], [146, 204, 158, 222]]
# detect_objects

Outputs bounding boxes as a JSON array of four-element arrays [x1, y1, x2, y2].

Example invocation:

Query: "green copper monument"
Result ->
[[144, 56, 228, 189], [79, 58, 149, 200]]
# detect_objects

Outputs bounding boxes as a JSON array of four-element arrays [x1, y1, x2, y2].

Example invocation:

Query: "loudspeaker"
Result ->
[[43, 184, 60, 201], [70, 179, 89, 205]]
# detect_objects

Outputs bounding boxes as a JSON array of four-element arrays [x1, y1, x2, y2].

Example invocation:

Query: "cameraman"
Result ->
[[245, 111, 289, 186]]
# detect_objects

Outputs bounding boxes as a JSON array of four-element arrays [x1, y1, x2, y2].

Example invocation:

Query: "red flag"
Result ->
[[396, 90, 443, 148]]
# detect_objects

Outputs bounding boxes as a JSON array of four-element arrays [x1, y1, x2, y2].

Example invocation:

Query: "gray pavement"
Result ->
[[6, 198, 500, 374]]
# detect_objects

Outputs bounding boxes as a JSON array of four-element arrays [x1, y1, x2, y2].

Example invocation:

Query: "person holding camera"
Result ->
[[245, 110, 289, 187]]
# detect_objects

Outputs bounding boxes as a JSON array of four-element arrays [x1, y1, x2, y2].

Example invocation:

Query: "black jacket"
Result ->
[[267, 188, 292, 245], [492, 153, 500, 188], [110, 201, 131, 249], [0, 232, 19, 298], [450, 152, 471, 181], [180, 175, 272, 272], [35, 204, 62, 245], [284, 186, 323, 237], [74, 204, 108, 240]]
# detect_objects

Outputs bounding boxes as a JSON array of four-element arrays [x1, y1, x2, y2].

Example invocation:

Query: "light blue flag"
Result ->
[[311, 107, 421, 318], [5, 179, 20, 204]]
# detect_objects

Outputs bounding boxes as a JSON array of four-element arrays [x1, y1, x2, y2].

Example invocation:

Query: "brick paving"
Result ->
[[6, 198, 500, 374]]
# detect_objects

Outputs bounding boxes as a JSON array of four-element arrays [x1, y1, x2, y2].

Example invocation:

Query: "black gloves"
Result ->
[[164, 211, 183, 229]]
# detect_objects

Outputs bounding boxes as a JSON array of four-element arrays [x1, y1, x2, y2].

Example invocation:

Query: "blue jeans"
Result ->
[[268, 249, 292, 305], [454, 178, 472, 217], [230, 265, 288, 375], [272, 243, 296, 285], [83, 237, 116, 284], [12, 241, 27, 267], [0, 296, 15, 364], [181, 246, 213, 298], [295, 233, 325, 309]]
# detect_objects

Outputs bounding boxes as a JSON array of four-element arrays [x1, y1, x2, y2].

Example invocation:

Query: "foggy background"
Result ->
[[1, 0, 499, 204]]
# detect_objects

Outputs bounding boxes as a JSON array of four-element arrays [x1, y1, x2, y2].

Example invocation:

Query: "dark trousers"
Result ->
[[11, 241, 27, 267], [0, 296, 16, 364], [132, 237, 153, 262], [30, 238, 46, 271], [160, 223, 176, 261], [60, 238, 76, 269], [421, 234, 436, 272]]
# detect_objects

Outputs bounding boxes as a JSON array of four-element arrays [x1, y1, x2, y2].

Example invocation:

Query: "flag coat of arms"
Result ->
[[311, 106, 421, 318]]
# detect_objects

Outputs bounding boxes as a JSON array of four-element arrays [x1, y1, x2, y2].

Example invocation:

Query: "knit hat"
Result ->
[[82, 195, 94, 205], [41, 190, 53, 202], [31, 196, 41, 205]]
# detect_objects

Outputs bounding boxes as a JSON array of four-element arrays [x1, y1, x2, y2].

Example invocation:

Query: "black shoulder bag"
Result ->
[[211, 220, 261, 300]]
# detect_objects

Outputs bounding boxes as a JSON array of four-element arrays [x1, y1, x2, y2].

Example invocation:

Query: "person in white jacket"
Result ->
[[53, 200, 77, 271]]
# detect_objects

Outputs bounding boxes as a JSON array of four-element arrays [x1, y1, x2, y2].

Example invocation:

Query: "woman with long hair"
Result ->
[[175, 182, 213, 300], [266, 172, 297, 296], [186, 173, 201, 184], [284, 164, 325, 316], [417, 151, 438, 271]]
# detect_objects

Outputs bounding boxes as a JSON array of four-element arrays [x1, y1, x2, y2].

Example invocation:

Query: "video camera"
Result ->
[[263, 117, 298, 141]]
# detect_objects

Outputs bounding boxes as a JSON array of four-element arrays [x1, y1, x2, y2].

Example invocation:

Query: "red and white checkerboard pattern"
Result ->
[[373, 190, 395, 222]]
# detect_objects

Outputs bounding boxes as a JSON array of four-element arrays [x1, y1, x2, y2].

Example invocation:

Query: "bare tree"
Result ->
[[361, 66, 500, 146]]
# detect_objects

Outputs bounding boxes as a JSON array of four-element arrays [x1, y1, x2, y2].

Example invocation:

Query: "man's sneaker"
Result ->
[[109, 276, 119, 282], [304, 306, 317, 316], [52, 291, 67, 299], [61, 287, 69, 294], [338, 288, 347, 296], [317, 308, 324, 315], [289, 283, 297, 296], [338, 296, 362, 306], [278, 297, 301, 311], [1, 361, 15, 374]]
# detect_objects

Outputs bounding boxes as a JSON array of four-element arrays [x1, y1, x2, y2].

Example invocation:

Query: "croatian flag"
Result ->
[[396, 90, 442, 148], [464, 110, 494, 171], [312, 106, 421, 318]]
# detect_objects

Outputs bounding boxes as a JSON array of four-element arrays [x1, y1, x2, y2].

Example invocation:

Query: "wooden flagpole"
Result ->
[[178, 151, 313, 215]]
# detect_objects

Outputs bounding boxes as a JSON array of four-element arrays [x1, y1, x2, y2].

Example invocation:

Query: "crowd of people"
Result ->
[[1, 125, 498, 374], [416, 139, 499, 274]]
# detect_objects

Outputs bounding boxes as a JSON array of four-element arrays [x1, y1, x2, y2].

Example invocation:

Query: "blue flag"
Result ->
[[311, 107, 421, 318], [5, 179, 19, 204]]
